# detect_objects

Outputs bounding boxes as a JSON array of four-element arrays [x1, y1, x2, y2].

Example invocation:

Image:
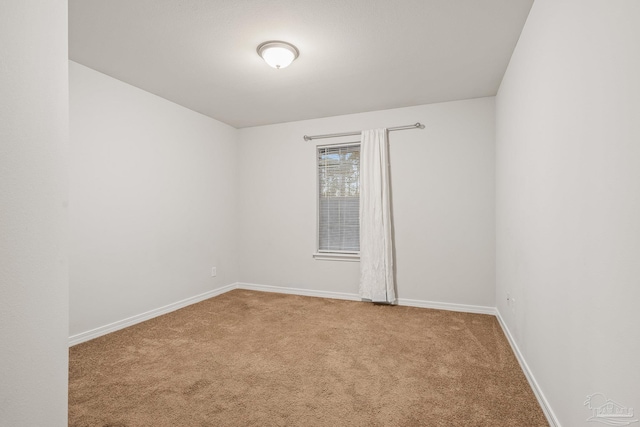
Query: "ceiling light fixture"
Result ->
[[257, 41, 299, 69]]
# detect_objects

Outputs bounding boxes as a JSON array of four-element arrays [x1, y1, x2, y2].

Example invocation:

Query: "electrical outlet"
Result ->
[[506, 292, 516, 311], [211, 267, 217, 277], [506, 291, 516, 313]]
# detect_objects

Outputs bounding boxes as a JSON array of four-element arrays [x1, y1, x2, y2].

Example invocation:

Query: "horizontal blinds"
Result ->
[[318, 144, 360, 252]]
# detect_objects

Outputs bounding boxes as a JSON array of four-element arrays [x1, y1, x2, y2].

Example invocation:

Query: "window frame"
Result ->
[[313, 141, 361, 262]]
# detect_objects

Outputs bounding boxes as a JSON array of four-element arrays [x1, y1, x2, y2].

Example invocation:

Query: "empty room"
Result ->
[[1, 1, 639, 426]]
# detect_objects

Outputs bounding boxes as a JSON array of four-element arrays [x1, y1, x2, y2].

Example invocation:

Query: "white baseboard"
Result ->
[[237, 282, 496, 314], [397, 297, 496, 315], [68, 283, 237, 347], [495, 309, 560, 427], [236, 282, 361, 301], [69, 282, 497, 347]]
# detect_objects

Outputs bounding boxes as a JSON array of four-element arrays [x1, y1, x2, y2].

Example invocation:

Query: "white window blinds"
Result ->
[[317, 144, 360, 253]]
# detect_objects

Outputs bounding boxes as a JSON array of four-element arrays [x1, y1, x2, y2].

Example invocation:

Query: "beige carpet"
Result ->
[[69, 289, 548, 426]]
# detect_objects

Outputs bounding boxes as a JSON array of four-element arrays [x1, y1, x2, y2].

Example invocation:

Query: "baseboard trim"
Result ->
[[397, 297, 496, 315], [236, 282, 361, 301], [68, 283, 237, 347], [237, 283, 496, 315], [70, 282, 497, 347], [495, 309, 560, 427]]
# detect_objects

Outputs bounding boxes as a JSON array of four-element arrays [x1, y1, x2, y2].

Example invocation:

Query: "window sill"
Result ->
[[313, 252, 360, 262]]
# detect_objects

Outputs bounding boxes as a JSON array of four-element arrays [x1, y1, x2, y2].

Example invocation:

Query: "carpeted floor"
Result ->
[[69, 289, 548, 426]]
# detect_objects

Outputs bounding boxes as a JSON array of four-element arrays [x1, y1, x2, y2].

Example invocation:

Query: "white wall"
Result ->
[[69, 62, 239, 337], [238, 98, 495, 307], [496, 1, 640, 425], [0, 2, 69, 426]]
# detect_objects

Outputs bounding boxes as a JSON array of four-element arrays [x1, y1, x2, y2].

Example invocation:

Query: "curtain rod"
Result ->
[[303, 122, 425, 141]]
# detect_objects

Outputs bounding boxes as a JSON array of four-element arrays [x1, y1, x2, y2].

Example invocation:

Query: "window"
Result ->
[[315, 143, 360, 261]]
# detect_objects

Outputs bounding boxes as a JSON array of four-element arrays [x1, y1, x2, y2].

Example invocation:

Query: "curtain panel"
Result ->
[[359, 128, 395, 304]]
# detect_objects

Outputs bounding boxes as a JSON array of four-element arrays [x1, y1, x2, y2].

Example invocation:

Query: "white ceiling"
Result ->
[[69, 0, 533, 129]]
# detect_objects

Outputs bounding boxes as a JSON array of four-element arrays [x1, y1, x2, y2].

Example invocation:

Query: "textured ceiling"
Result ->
[[69, 0, 533, 128]]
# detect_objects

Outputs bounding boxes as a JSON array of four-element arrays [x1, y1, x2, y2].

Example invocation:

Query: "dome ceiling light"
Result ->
[[257, 41, 299, 69]]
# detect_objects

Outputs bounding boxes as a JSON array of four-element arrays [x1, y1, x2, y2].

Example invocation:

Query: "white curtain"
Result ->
[[359, 128, 395, 304]]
